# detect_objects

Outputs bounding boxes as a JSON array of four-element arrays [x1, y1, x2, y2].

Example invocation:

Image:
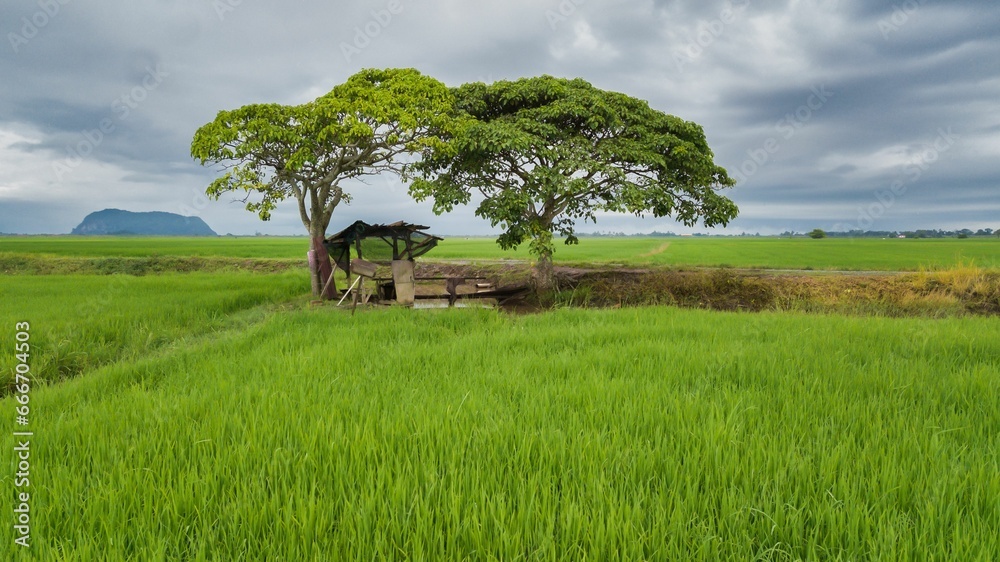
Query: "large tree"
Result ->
[[409, 76, 738, 290], [191, 68, 455, 297]]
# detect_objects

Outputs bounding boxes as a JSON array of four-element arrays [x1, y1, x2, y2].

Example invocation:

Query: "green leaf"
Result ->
[[409, 75, 739, 268], [191, 68, 460, 238]]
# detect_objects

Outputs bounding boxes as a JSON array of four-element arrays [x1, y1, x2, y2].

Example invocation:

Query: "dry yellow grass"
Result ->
[[569, 265, 1000, 317]]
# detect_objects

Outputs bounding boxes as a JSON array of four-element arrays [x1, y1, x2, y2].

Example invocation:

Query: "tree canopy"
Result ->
[[408, 76, 738, 289], [191, 68, 456, 296]]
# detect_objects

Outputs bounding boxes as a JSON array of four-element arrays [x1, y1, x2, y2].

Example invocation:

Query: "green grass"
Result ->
[[433, 237, 1000, 271], [2, 237, 997, 558], [2, 306, 999, 560], [0, 271, 309, 390], [4, 235, 998, 271], [0, 236, 310, 258]]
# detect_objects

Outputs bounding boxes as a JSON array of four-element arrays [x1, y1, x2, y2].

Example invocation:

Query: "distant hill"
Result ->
[[71, 209, 217, 236]]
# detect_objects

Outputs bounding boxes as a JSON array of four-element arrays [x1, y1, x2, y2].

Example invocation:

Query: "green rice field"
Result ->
[[3, 235, 999, 271], [0, 272, 308, 390], [2, 236, 999, 560]]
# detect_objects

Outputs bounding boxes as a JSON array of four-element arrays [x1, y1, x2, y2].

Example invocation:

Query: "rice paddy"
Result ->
[[3, 235, 999, 271], [1, 236, 998, 560]]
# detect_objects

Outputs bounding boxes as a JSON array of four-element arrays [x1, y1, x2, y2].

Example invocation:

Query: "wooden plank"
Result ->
[[350, 258, 378, 278], [391, 260, 416, 305]]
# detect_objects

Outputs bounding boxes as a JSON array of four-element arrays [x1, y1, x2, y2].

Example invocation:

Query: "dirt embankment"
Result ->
[[553, 266, 1000, 317], [423, 262, 1000, 317]]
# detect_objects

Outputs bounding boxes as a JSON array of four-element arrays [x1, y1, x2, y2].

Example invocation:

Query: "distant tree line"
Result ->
[[803, 228, 998, 239], [577, 229, 999, 238]]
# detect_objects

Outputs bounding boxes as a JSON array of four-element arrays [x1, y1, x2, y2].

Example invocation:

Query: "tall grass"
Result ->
[[0, 272, 308, 390], [3, 307, 998, 560]]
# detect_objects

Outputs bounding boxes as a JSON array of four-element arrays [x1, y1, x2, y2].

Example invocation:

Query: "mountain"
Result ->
[[71, 209, 217, 236]]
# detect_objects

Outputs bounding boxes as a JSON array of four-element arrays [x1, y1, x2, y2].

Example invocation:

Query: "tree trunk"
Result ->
[[527, 219, 557, 294], [310, 235, 337, 299], [307, 250, 320, 296], [531, 251, 555, 293]]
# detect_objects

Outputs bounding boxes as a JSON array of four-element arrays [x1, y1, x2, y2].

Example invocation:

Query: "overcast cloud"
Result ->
[[1, 0, 997, 235]]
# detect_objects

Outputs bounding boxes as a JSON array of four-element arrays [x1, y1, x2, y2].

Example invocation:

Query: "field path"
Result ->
[[639, 242, 671, 258]]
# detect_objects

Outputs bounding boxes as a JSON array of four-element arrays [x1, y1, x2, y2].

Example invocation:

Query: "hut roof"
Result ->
[[323, 220, 442, 273]]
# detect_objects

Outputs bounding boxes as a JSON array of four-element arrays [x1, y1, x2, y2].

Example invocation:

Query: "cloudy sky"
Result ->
[[1, 0, 997, 236]]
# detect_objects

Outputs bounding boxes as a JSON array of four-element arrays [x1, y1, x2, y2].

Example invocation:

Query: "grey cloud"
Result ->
[[1, 0, 998, 235]]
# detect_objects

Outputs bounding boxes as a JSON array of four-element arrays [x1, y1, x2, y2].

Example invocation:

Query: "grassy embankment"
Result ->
[[557, 264, 1000, 317]]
